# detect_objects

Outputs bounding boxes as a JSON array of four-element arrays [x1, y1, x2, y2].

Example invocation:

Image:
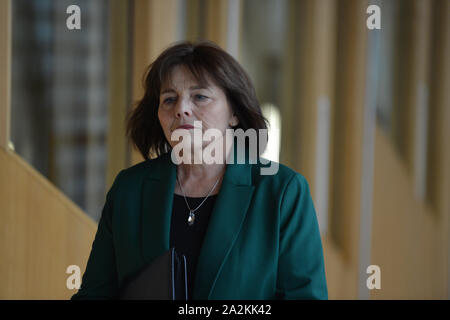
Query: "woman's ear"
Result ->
[[229, 114, 239, 127]]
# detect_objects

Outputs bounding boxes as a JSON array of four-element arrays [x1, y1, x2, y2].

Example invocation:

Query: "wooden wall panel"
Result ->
[[371, 127, 448, 299], [205, 0, 229, 49], [328, 0, 368, 298], [0, 149, 96, 299]]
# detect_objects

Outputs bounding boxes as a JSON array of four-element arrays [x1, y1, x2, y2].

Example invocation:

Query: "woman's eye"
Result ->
[[163, 97, 176, 104], [194, 94, 208, 101]]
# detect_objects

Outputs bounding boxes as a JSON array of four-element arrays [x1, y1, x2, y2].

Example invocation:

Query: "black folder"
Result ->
[[119, 247, 188, 300]]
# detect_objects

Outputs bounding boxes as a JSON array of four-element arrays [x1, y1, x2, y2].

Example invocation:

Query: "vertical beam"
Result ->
[[329, 0, 368, 297], [147, 0, 179, 60], [426, 0, 450, 298], [359, 0, 381, 299], [438, 0, 450, 300], [205, 0, 229, 49], [0, 0, 11, 150], [412, 0, 432, 200], [311, 0, 336, 236], [289, 0, 337, 234], [279, 0, 299, 170], [106, 0, 131, 189], [185, 0, 203, 41], [280, 0, 336, 235], [130, 0, 179, 165], [226, 0, 242, 59], [206, 0, 242, 56], [391, 1, 412, 167], [393, 0, 432, 199], [176, 0, 187, 41]]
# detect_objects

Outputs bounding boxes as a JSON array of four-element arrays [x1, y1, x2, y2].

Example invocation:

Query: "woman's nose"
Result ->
[[175, 97, 192, 118]]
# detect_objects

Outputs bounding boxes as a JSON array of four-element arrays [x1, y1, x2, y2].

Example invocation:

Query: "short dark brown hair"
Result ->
[[126, 40, 268, 160]]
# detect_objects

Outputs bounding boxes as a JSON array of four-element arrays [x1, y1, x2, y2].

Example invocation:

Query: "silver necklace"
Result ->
[[176, 174, 221, 226]]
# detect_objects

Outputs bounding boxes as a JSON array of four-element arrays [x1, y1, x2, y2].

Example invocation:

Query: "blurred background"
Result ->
[[0, 0, 449, 299]]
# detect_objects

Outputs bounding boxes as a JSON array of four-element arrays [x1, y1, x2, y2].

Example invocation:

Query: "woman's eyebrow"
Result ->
[[160, 85, 211, 95], [190, 85, 208, 90], [160, 88, 176, 95]]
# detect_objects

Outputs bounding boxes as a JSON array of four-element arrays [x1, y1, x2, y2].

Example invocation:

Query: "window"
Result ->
[[11, 0, 110, 221]]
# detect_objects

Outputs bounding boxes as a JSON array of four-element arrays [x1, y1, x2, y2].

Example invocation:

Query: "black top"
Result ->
[[169, 193, 218, 300]]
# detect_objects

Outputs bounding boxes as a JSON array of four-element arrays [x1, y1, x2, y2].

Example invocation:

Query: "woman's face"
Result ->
[[158, 65, 238, 150]]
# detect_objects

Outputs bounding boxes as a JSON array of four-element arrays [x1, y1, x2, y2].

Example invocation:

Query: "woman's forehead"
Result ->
[[160, 64, 214, 91]]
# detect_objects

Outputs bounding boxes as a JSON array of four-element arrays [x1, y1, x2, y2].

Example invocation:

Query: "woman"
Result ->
[[71, 41, 328, 300]]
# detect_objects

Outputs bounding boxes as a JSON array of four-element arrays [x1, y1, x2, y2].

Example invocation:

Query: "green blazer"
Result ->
[[71, 152, 328, 300]]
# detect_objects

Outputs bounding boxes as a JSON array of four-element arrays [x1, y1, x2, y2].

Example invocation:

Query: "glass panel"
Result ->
[[11, 0, 110, 222], [240, 0, 288, 162]]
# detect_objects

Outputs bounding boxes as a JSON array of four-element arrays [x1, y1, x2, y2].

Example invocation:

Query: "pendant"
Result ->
[[188, 211, 195, 226]]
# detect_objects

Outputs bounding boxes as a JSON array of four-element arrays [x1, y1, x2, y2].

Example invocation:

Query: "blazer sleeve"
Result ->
[[276, 173, 328, 300], [70, 171, 123, 300]]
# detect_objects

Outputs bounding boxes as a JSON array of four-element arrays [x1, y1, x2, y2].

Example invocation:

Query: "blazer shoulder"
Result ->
[[110, 153, 170, 191], [252, 157, 308, 186]]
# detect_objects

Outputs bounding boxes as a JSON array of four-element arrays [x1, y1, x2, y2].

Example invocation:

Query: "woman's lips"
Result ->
[[176, 124, 194, 130]]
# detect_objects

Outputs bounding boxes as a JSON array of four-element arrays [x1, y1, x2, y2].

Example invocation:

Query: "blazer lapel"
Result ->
[[141, 153, 176, 263], [140, 148, 255, 300], [192, 161, 255, 299]]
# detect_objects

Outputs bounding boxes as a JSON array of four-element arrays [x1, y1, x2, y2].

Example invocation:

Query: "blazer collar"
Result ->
[[140, 145, 255, 299]]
